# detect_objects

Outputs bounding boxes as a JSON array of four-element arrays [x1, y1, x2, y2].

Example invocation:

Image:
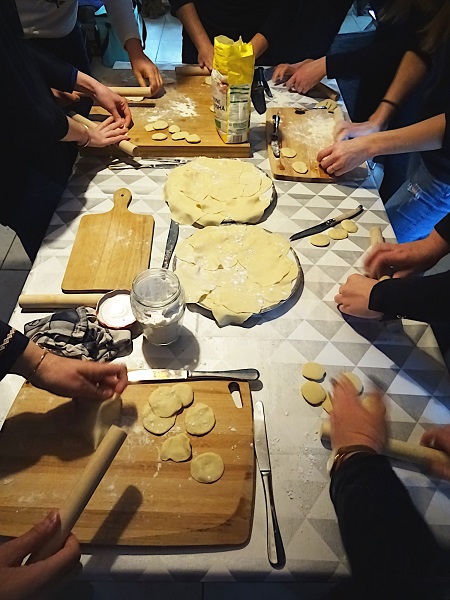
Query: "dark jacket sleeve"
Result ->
[[0, 321, 29, 381], [330, 453, 442, 595], [369, 270, 450, 322], [255, 0, 291, 48], [25, 43, 78, 93], [443, 111, 450, 150], [168, 0, 191, 15]]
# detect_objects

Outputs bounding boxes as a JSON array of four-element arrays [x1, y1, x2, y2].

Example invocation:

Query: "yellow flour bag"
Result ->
[[211, 36, 255, 144]]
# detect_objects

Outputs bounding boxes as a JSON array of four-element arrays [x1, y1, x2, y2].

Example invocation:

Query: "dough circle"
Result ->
[[169, 124, 181, 134], [191, 452, 224, 483], [142, 404, 176, 435], [310, 234, 330, 247], [173, 382, 194, 407], [341, 219, 358, 233], [153, 120, 169, 130], [184, 402, 215, 435], [292, 161, 308, 174], [343, 372, 364, 395], [186, 134, 201, 144], [302, 361, 326, 381], [280, 147, 297, 158], [301, 381, 327, 406], [171, 130, 189, 141], [149, 386, 182, 417], [322, 393, 333, 414], [161, 433, 192, 462], [152, 132, 168, 141], [144, 123, 155, 132], [126, 96, 144, 102], [328, 227, 348, 240]]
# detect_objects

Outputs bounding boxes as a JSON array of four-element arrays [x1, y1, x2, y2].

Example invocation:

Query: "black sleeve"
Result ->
[[330, 453, 442, 595], [0, 321, 29, 381], [25, 42, 78, 93], [168, 0, 191, 15], [368, 271, 450, 322], [434, 210, 450, 243], [443, 112, 450, 150], [257, 0, 291, 47]]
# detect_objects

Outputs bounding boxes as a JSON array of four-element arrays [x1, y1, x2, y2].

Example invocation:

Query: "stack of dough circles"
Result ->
[[301, 381, 327, 406], [310, 234, 330, 247], [190, 452, 225, 483], [343, 372, 364, 395], [328, 227, 348, 240], [161, 433, 192, 462], [142, 404, 176, 435], [164, 157, 274, 226], [341, 219, 358, 233], [174, 224, 300, 326], [184, 402, 215, 435], [302, 362, 326, 381]]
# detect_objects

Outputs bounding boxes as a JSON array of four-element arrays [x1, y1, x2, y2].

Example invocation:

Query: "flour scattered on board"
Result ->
[[144, 90, 198, 125]]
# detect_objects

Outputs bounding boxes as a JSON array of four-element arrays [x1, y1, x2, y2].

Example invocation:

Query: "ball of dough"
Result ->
[[186, 134, 201, 144], [161, 433, 192, 462], [153, 120, 169, 130], [191, 452, 224, 483], [302, 361, 326, 381], [301, 381, 327, 406], [173, 382, 194, 407], [144, 123, 155, 132], [328, 227, 348, 240], [172, 130, 189, 141], [310, 234, 330, 247], [280, 147, 297, 158], [142, 404, 176, 435], [152, 132, 168, 141], [292, 161, 308, 174], [184, 402, 215, 435], [149, 386, 183, 417], [341, 219, 358, 233], [343, 372, 364, 395], [169, 124, 181, 134]]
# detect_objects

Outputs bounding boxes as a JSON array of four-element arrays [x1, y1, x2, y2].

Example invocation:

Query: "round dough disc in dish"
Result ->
[[142, 404, 176, 435], [144, 124, 155, 132], [153, 120, 169, 130], [184, 402, 215, 435], [172, 130, 189, 141], [301, 381, 326, 406], [186, 134, 201, 143], [343, 372, 364, 395], [328, 227, 348, 240], [280, 147, 297, 158], [341, 219, 358, 233], [310, 234, 330, 247], [191, 452, 224, 483], [161, 433, 192, 462], [169, 124, 181, 134], [149, 386, 183, 417], [152, 132, 168, 141], [292, 161, 308, 174], [173, 382, 194, 407], [302, 361, 326, 381]]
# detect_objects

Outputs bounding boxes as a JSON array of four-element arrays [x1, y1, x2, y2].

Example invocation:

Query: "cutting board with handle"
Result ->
[[62, 188, 154, 293], [0, 379, 255, 546], [266, 107, 368, 182]]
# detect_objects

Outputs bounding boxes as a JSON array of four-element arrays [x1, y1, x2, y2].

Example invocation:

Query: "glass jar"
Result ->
[[130, 269, 185, 345]]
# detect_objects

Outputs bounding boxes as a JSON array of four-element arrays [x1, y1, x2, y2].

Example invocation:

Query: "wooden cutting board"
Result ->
[[266, 107, 368, 182], [89, 70, 251, 158], [62, 188, 154, 293], [0, 379, 255, 546]]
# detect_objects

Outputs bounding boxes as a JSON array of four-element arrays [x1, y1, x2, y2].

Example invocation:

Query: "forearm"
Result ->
[[73, 71, 104, 98], [60, 117, 92, 145], [249, 33, 268, 59], [176, 3, 211, 51], [103, 0, 140, 48]]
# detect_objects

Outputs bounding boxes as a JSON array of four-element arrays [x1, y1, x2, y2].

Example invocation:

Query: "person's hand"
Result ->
[[80, 116, 130, 148], [51, 89, 82, 107], [421, 425, 450, 480], [28, 351, 128, 400], [272, 63, 295, 84], [197, 41, 214, 71], [317, 136, 372, 176], [0, 510, 80, 600], [334, 273, 383, 319], [335, 119, 381, 142], [330, 376, 387, 452], [91, 85, 132, 128], [130, 55, 163, 96], [285, 58, 326, 94]]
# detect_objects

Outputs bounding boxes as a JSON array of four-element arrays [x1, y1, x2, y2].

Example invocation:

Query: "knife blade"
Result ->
[[289, 204, 364, 242], [253, 401, 285, 567], [128, 368, 260, 383], [162, 219, 179, 269], [271, 114, 280, 158]]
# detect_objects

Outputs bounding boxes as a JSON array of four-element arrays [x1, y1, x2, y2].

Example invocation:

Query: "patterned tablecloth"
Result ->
[[3, 72, 450, 582]]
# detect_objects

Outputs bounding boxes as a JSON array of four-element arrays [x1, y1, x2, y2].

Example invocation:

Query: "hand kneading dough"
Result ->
[[149, 386, 183, 417], [142, 403, 176, 435], [161, 433, 192, 462], [184, 402, 215, 435], [191, 452, 224, 483], [153, 120, 168, 130], [328, 227, 348, 240], [280, 147, 297, 158], [173, 382, 194, 407], [152, 132, 168, 141], [310, 234, 330, 247], [302, 361, 326, 381], [341, 219, 358, 233], [76, 393, 122, 449], [186, 134, 201, 143], [292, 161, 308, 174], [343, 372, 363, 395], [301, 381, 326, 406]]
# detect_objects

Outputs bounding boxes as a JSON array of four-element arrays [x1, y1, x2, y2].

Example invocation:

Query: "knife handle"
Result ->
[[191, 369, 260, 381], [261, 471, 286, 567], [333, 204, 364, 224]]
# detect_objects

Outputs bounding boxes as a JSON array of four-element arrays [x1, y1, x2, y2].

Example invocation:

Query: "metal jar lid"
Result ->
[[96, 289, 136, 329]]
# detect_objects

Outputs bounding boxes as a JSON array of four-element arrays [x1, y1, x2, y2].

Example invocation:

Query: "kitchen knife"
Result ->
[[253, 401, 285, 567], [162, 219, 179, 269], [271, 114, 281, 158], [251, 67, 267, 114], [128, 368, 260, 383], [289, 204, 364, 242], [261, 68, 273, 99]]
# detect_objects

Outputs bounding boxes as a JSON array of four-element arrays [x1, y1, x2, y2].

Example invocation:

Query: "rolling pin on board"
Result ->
[[70, 112, 138, 157], [19, 294, 103, 311]]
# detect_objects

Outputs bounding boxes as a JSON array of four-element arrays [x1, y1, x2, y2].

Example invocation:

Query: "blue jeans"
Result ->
[[385, 158, 450, 242]]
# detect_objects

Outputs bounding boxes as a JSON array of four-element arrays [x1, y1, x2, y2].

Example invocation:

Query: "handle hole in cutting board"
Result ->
[[228, 382, 243, 409]]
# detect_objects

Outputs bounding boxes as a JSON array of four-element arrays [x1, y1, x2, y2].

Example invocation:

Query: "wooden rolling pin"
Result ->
[[70, 113, 138, 157], [108, 86, 152, 97], [313, 82, 340, 102], [320, 420, 450, 471], [370, 226, 384, 246], [175, 65, 210, 76], [19, 294, 103, 311], [28, 425, 127, 563]]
